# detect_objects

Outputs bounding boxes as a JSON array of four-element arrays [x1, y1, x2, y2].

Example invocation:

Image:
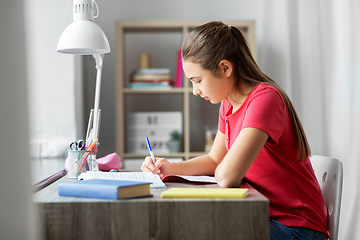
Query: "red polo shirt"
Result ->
[[218, 83, 328, 236]]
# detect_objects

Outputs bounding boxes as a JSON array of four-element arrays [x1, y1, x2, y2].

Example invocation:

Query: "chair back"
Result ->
[[310, 155, 343, 240]]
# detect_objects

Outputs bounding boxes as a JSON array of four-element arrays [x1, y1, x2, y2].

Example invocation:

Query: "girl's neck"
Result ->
[[226, 82, 258, 113]]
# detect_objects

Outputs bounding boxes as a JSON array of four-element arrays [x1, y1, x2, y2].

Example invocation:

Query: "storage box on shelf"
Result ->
[[126, 111, 183, 154], [115, 20, 256, 162]]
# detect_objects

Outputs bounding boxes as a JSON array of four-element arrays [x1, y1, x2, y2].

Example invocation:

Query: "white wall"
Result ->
[[25, 0, 81, 158], [0, 1, 36, 239]]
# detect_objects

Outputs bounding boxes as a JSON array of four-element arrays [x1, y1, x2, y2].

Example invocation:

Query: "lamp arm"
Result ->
[[92, 54, 104, 141]]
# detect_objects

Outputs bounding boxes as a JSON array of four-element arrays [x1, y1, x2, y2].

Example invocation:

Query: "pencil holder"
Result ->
[[67, 150, 94, 179]]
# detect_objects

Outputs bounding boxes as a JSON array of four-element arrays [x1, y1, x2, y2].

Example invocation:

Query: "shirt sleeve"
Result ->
[[218, 100, 227, 134], [242, 87, 286, 144]]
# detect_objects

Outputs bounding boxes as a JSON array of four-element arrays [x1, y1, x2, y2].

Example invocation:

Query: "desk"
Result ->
[[33, 175, 269, 240]]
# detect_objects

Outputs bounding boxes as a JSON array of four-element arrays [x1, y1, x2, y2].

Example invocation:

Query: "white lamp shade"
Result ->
[[57, 20, 110, 55]]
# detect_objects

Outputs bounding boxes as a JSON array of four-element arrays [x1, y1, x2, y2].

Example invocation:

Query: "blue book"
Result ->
[[128, 82, 173, 90], [135, 68, 170, 74], [58, 179, 152, 199]]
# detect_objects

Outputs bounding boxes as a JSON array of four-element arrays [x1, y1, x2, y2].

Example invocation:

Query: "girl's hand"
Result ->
[[141, 157, 172, 178], [153, 158, 172, 179], [141, 156, 161, 174]]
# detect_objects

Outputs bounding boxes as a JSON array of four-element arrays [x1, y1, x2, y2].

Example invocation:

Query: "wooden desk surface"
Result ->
[[34, 174, 269, 240]]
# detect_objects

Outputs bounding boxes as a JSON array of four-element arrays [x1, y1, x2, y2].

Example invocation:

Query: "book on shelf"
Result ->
[[58, 179, 152, 199], [174, 49, 183, 88], [128, 82, 173, 90], [161, 188, 249, 198], [135, 68, 170, 74], [131, 73, 172, 81], [129, 68, 174, 89], [131, 79, 172, 84]]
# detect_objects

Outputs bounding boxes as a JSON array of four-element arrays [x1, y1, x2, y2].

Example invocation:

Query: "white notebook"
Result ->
[[78, 171, 166, 188]]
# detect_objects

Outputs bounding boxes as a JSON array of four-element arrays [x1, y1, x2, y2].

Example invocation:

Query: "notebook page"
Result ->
[[78, 171, 166, 188]]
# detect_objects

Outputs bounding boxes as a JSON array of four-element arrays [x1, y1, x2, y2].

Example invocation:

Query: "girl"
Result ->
[[141, 21, 328, 240]]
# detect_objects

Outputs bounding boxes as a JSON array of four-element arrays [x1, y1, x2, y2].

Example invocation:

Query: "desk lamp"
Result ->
[[57, 0, 110, 166]]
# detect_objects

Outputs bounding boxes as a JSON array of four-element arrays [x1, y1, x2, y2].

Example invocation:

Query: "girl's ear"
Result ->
[[219, 60, 233, 77]]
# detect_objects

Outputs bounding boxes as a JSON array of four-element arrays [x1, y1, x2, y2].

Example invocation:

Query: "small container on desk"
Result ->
[[67, 150, 94, 179]]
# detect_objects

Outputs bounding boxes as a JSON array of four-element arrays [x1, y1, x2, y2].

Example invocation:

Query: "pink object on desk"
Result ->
[[65, 152, 122, 172], [96, 152, 122, 172]]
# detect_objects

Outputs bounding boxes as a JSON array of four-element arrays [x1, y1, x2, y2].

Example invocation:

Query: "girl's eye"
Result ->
[[190, 79, 201, 85]]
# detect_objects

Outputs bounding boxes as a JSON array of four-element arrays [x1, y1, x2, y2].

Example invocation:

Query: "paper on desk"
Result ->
[[163, 175, 217, 183], [78, 171, 166, 188]]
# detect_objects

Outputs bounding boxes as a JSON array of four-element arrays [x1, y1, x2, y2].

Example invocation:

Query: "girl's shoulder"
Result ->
[[220, 82, 283, 114], [252, 82, 280, 95], [248, 82, 284, 103]]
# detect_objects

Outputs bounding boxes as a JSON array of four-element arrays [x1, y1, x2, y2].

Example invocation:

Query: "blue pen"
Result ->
[[145, 137, 156, 165]]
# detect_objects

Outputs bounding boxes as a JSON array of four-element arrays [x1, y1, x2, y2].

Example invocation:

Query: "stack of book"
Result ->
[[129, 68, 173, 89]]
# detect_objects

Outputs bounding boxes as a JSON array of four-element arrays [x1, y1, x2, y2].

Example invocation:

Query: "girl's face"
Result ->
[[183, 61, 234, 104]]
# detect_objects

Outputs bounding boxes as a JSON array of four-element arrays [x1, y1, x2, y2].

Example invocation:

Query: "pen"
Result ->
[[145, 137, 156, 165], [76, 139, 98, 174]]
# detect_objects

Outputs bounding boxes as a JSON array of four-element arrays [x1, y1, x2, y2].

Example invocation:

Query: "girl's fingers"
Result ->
[[141, 156, 160, 173]]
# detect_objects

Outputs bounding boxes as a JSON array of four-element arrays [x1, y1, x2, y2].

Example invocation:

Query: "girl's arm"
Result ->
[[141, 130, 228, 177], [215, 127, 268, 188], [141, 127, 267, 187]]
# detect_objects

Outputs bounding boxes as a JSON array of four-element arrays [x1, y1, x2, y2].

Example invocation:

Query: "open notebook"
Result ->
[[78, 171, 217, 188]]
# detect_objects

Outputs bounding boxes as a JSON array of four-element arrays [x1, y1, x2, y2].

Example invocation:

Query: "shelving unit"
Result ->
[[115, 20, 256, 161]]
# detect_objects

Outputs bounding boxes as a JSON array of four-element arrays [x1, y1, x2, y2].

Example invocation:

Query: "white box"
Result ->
[[127, 111, 182, 128], [127, 137, 171, 154], [126, 112, 182, 154]]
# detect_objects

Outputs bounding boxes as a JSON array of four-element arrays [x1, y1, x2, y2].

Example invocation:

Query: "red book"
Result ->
[[174, 49, 183, 88]]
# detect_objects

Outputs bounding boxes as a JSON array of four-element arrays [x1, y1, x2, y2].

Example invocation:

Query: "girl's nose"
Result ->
[[193, 86, 201, 96]]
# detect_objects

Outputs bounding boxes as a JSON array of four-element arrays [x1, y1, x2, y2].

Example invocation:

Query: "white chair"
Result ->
[[310, 155, 343, 240]]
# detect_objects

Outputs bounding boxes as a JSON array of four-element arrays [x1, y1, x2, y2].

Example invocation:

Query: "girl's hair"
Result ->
[[182, 21, 311, 161]]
